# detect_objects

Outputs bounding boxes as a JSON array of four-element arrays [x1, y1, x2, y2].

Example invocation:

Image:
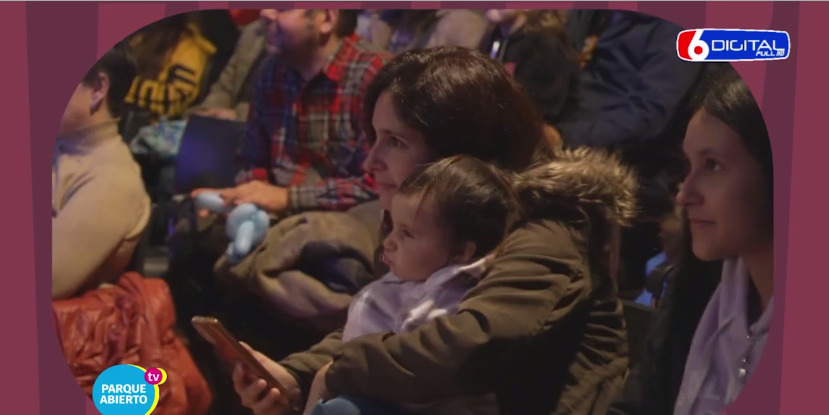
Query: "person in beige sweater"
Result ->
[[52, 44, 151, 299]]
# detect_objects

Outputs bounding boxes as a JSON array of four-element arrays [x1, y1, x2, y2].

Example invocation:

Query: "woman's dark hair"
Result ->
[[82, 42, 137, 117], [363, 46, 549, 173], [397, 155, 519, 259], [693, 66, 773, 217], [638, 217, 723, 415], [129, 13, 192, 79]]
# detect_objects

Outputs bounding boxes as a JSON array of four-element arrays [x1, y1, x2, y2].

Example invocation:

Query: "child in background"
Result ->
[[307, 155, 520, 415]]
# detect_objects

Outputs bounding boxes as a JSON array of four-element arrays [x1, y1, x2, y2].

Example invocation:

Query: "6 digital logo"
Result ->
[[677, 29, 790, 62]]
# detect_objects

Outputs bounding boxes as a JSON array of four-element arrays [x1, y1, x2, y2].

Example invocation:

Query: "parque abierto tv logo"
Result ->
[[677, 29, 790, 62], [93, 365, 167, 415]]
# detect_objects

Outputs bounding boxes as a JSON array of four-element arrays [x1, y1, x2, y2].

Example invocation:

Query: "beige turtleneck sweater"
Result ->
[[52, 120, 150, 299]]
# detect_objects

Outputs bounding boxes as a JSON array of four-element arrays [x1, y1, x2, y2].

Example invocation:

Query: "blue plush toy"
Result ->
[[194, 192, 270, 264]]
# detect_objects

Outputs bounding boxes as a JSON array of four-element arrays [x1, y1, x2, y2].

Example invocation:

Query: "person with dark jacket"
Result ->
[[230, 47, 630, 415], [558, 10, 705, 151], [481, 9, 579, 126]]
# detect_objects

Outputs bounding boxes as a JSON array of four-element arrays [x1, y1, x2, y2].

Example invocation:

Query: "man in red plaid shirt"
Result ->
[[196, 9, 390, 215], [169, 11, 389, 377]]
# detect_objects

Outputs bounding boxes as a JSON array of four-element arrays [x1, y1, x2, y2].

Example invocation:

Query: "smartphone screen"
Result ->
[[190, 316, 284, 390]]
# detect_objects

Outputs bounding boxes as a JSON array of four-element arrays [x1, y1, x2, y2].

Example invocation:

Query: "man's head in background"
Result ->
[[59, 44, 136, 136], [259, 9, 358, 61]]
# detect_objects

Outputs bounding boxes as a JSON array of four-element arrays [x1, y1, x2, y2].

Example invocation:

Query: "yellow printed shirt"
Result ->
[[125, 24, 216, 119]]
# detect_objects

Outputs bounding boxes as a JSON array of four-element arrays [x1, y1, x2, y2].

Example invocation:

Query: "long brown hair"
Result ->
[[639, 216, 723, 414], [363, 46, 547, 173]]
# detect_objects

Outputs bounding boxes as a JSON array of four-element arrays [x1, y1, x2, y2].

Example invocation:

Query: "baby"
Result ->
[[308, 155, 519, 415]]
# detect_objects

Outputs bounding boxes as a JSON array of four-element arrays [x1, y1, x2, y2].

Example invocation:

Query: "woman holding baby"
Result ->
[[230, 46, 636, 415]]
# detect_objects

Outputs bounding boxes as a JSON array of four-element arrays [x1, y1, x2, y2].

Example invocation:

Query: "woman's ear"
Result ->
[[88, 72, 110, 114], [452, 241, 477, 265]]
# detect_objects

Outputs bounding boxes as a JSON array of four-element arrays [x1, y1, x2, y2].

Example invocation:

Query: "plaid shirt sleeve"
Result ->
[[287, 132, 376, 212], [286, 53, 388, 213]]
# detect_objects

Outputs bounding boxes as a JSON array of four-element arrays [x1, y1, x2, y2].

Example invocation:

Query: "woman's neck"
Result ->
[[741, 240, 774, 312], [498, 14, 527, 38]]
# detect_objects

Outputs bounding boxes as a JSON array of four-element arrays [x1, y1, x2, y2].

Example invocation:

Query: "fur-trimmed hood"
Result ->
[[514, 148, 639, 226]]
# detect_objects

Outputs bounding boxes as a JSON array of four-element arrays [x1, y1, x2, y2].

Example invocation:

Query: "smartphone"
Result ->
[[190, 316, 286, 393]]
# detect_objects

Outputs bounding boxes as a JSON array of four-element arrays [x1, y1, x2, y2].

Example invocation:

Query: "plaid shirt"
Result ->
[[239, 37, 389, 212]]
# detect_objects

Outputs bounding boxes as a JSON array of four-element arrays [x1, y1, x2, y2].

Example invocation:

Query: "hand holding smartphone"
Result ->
[[190, 316, 289, 395]]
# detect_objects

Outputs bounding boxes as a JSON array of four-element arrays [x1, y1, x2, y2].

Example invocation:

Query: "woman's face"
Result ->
[[362, 90, 434, 210], [677, 109, 771, 261]]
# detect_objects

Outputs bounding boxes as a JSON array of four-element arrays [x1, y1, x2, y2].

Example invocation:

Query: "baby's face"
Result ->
[[382, 193, 456, 281]]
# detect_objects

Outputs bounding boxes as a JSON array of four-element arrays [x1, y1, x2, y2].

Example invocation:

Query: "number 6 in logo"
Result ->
[[677, 30, 709, 61]]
